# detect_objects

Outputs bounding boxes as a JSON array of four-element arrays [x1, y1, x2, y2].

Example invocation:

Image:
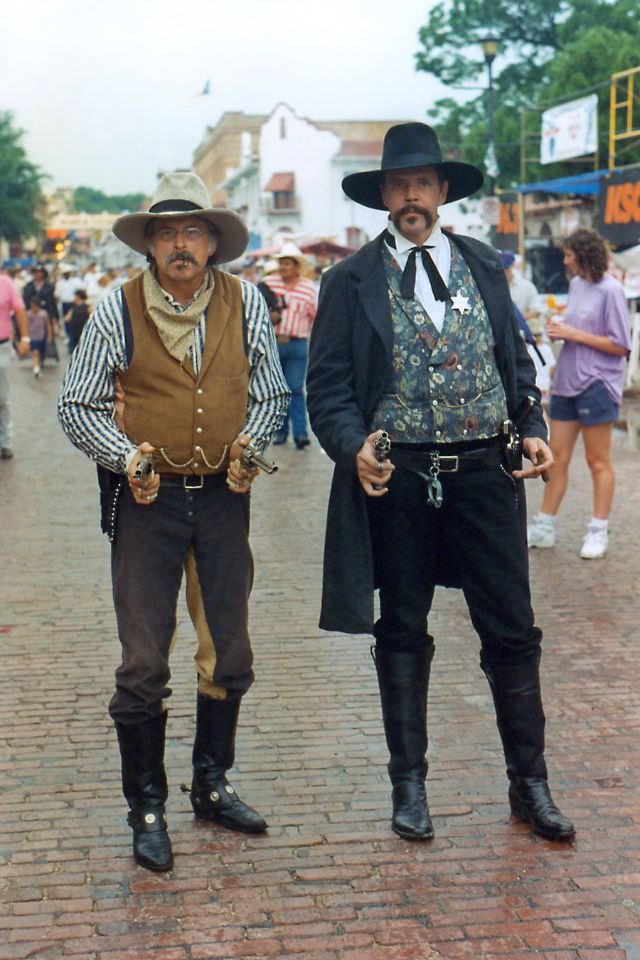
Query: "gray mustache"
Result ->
[[168, 252, 197, 265]]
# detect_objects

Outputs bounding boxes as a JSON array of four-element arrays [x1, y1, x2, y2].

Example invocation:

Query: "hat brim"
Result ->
[[342, 161, 484, 209], [112, 208, 249, 264]]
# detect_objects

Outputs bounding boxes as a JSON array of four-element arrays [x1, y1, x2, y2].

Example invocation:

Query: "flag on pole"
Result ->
[[484, 142, 499, 178], [196, 80, 211, 97]]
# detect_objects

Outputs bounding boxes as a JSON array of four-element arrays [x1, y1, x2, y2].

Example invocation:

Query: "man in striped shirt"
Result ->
[[58, 172, 289, 872], [263, 242, 317, 448]]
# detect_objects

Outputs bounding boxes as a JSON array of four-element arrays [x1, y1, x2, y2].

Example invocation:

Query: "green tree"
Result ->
[[0, 111, 44, 243], [73, 186, 145, 214], [415, 0, 640, 190]]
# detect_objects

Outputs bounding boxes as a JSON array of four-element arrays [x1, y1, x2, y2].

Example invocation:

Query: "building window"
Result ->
[[279, 117, 287, 139], [273, 191, 295, 210]]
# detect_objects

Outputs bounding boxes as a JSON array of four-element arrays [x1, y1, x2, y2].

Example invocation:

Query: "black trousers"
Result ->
[[368, 463, 541, 666], [109, 475, 254, 722]]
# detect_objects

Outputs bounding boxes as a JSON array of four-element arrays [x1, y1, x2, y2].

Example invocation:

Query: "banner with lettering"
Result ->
[[598, 167, 640, 245]]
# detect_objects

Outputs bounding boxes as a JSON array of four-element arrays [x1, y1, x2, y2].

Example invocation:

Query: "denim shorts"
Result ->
[[550, 380, 619, 426]]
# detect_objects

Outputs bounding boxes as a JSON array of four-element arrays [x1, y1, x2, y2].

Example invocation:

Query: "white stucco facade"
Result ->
[[223, 103, 388, 250]]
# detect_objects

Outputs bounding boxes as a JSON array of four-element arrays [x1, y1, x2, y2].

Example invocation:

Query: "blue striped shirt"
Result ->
[[58, 276, 290, 473]]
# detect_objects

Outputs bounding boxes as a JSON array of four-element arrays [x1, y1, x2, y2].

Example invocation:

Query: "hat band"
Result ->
[[381, 151, 443, 171], [148, 199, 203, 214]]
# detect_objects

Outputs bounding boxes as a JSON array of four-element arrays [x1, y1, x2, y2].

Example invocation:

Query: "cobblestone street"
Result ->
[[2, 351, 640, 960]]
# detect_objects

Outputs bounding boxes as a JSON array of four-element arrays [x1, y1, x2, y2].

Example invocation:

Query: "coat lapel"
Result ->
[[354, 234, 393, 359]]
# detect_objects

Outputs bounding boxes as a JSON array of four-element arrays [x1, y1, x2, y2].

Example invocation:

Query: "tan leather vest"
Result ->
[[119, 271, 248, 476]]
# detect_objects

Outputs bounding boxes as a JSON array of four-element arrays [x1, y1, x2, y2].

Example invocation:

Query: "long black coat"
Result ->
[[306, 229, 546, 635]]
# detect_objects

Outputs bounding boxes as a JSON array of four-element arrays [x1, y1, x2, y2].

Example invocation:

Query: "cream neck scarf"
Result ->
[[143, 268, 215, 363]]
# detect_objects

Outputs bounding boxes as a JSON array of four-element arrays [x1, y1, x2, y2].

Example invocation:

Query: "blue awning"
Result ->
[[514, 169, 613, 196]]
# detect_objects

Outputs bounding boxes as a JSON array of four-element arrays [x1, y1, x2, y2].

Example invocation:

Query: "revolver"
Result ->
[[132, 454, 154, 480], [372, 431, 391, 490], [240, 444, 278, 475]]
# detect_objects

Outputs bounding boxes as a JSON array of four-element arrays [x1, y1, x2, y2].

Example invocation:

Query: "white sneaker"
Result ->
[[527, 516, 556, 549], [580, 525, 608, 559]]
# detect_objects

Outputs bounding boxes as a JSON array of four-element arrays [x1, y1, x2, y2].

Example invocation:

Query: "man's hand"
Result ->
[[16, 338, 30, 358], [513, 437, 553, 481], [356, 430, 395, 497], [227, 434, 259, 494], [127, 441, 160, 505]]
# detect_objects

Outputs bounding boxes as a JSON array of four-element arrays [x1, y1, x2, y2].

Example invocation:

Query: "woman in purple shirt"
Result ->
[[528, 229, 631, 559]]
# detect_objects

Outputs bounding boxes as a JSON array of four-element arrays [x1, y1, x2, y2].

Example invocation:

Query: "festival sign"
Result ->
[[494, 192, 519, 252], [597, 166, 640, 246], [540, 95, 598, 165]]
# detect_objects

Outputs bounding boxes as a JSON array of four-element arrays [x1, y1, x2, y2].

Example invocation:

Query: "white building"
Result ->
[[197, 103, 490, 255], [219, 103, 396, 251]]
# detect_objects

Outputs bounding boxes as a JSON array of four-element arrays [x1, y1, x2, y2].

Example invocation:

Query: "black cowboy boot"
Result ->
[[189, 694, 267, 834], [482, 653, 575, 841], [115, 712, 173, 872], [372, 641, 435, 840]]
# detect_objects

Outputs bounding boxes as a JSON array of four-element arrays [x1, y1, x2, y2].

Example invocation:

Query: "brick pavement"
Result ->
[[1, 350, 640, 960]]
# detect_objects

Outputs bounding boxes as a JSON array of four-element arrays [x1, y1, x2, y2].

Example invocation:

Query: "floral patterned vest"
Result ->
[[373, 239, 508, 443]]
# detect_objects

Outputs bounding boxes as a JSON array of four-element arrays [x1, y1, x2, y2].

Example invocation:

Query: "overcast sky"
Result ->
[[2, 0, 462, 196]]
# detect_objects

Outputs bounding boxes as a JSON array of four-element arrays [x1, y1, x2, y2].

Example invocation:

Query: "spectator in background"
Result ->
[[527, 229, 631, 559], [502, 251, 553, 404], [0, 269, 30, 459], [55, 264, 83, 349], [64, 289, 90, 353], [83, 262, 103, 307], [263, 243, 317, 449], [27, 297, 52, 377], [502, 251, 541, 328], [22, 264, 59, 363]]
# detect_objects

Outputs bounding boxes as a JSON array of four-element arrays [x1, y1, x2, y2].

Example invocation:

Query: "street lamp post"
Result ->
[[480, 35, 499, 196]]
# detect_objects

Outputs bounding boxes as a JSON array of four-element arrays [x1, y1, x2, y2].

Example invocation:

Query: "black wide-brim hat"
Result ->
[[342, 122, 483, 209]]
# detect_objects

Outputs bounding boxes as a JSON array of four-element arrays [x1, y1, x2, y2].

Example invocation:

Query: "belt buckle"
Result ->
[[183, 474, 204, 490], [438, 455, 459, 473]]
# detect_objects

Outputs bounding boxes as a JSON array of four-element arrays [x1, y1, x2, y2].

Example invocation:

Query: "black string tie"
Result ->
[[385, 230, 451, 302]]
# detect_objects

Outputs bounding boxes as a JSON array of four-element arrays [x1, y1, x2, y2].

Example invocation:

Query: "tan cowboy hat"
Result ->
[[112, 171, 249, 264]]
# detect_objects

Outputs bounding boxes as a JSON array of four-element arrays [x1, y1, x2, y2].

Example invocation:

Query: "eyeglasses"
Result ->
[[155, 225, 206, 243]]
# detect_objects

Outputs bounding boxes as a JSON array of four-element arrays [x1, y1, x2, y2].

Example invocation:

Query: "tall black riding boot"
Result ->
[[115, 712, 173, 871], [189, 693, 267, 834], [372, 641, 435, 840], [482, 653, 575, 841]]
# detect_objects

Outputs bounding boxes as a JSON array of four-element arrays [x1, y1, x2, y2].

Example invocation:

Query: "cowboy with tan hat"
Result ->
[[307, 122, 575, 846], [59, 171, 289, 871], [263, 240, 318, 448]]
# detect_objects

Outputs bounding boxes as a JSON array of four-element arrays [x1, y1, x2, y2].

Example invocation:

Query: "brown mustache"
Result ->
[[392, 204, 434, 229]]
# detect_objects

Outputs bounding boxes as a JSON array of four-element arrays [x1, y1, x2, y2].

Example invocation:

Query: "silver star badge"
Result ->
[[451, 292, 471, 315]]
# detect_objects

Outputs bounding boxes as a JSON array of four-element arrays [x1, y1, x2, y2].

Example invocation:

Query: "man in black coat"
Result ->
[[306, 123, 574, 844]]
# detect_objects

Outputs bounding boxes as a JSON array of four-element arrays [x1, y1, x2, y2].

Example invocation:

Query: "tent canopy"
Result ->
[[514, 169, 613, 196]]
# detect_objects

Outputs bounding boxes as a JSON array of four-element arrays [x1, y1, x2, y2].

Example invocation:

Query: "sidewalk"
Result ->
[[1, 351, 640, 960]]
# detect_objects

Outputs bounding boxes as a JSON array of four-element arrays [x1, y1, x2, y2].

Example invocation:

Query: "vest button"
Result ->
[[193, 462, 200, 469], [428, 365, 434, 371], [194, 445, 202, 452], [457, 364, 462, 370], [197, 388, 204, 395], [435, 430, 442, 437], [432, 400, 438, 407], [196, 427, 203, 434], [197, 408, 204, 414], [459, 398, 465, 404]]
